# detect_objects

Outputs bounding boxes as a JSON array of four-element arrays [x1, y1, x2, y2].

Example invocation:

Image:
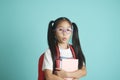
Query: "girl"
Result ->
[[42, 17, 86, 80]]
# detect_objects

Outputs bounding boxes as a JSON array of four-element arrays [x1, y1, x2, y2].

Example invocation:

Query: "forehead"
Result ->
[[56, 21, 72, 28]]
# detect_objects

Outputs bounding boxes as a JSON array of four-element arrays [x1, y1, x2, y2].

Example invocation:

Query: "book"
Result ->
[[61, 59, 78, 80]]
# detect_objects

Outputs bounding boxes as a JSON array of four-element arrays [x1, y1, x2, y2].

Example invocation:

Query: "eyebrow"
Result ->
[[57, 26, 72, 28]]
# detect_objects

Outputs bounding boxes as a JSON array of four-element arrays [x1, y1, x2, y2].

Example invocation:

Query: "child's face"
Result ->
[[55, 21, 72, 44]]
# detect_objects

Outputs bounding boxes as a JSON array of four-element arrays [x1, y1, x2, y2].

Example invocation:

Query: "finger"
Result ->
[[55, 68, 61, 71]]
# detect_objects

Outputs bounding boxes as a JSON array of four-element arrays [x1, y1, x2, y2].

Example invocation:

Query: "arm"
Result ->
[[43, 50, 64, 80], [67, 65, 87, 79], [56, 65, 87, 79], [44, 69, 64, 80]]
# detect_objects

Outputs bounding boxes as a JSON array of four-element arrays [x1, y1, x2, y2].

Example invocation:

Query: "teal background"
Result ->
[[0, 0, 120, 80]]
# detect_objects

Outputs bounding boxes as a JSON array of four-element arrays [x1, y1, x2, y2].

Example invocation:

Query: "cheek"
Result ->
[[67, 36, 71, 40], [67, 33, 72, 38], [55, 32, 62, 39]]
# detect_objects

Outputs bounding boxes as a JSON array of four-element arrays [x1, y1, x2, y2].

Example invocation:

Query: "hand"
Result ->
[[55, 68, 67, 78], [73, 78, 79, 80]]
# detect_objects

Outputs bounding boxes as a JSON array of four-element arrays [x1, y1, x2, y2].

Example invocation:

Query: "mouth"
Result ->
[[62, 37, 67, 41]]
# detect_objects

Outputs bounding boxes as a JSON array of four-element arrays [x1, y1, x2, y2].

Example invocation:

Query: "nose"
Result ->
[[63, 29, 67, 33], [62, 30, 67, 35]]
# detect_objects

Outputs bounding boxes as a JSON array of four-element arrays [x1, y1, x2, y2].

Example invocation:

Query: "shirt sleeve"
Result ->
[[42, 49, 53, 71]]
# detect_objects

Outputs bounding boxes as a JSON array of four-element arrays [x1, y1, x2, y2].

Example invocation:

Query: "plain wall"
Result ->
[[0, 0, 120, 80]]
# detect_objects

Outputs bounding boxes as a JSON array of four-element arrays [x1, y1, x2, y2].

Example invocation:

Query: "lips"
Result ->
[[62, 37, 67, 41]]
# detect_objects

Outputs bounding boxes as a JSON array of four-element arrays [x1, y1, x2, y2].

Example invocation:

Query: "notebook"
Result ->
[[61, 59, 78, 80]]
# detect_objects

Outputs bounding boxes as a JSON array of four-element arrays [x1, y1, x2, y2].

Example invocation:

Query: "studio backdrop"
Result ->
[[0, 0, 120, 80]]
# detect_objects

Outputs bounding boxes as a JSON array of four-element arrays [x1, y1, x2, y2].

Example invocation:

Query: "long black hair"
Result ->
[[47, 17, 86, 73]]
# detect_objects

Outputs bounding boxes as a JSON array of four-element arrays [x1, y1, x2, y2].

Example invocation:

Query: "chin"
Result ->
[[61, 41, 68, 44]]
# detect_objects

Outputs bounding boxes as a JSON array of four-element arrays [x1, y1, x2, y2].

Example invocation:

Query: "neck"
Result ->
[[58, 43, 69, 49]]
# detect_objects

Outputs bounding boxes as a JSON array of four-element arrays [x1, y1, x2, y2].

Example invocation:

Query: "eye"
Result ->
[[58, 28, 63, 31], [67, 28, 71, 31]]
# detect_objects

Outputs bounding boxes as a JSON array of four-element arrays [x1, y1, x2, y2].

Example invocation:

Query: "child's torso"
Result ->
[[59, 47, 73, 59]]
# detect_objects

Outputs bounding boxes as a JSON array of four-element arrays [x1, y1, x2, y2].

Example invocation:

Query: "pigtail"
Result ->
[[47, 21, 56, 73], [72, 22, 86, 69], [48, 21, 55, 47]]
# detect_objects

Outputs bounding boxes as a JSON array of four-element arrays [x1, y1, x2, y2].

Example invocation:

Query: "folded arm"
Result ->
[[55, 65, 87, 79], [67, 65, 87, 79], [44, 69, 64, 80]]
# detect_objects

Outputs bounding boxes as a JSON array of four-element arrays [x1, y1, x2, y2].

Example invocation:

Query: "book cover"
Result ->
[[61, 59, 78, 80]]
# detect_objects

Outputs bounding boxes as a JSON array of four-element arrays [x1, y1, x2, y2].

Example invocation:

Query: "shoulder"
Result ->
[[44, 48, 51, 54], [43, 48, 52, 57], [42, 48, 53, 71]]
